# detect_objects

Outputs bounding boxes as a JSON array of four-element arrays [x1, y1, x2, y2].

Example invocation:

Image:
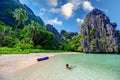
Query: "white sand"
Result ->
[[0, 53, 56, 73], [0, 52, 80, 80], [0, 53, 58, 79]]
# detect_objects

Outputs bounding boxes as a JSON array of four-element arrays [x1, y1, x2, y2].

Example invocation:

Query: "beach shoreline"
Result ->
[[0, 53, 61, 80], [0, 52, 80, 78]]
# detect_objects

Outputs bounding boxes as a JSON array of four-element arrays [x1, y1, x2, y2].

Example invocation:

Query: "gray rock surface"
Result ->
[[81, 8, 118, 53]]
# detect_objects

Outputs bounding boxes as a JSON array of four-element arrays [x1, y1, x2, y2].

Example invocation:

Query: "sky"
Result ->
[[19, 0, 120, 33]]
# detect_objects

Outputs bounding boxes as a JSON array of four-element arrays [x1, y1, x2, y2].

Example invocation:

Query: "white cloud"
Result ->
[[48, 0, 95, 19], [47, 18, 62, 26], [76, 18, 84, 23], [48, 0, 58, 7], [68, 0, 82, 10], [83, 1, 94, 11], [49, 8, 60, 13], [61, 2, 74, 19], [60, 0, 94, 19], [49, 0, 82, 15]]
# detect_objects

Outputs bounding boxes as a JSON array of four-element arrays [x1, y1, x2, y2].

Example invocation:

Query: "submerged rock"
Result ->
[[81, 8, 118, 53]]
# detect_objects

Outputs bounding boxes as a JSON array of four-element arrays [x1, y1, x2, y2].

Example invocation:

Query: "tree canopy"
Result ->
[[13, 8, 28, 30]]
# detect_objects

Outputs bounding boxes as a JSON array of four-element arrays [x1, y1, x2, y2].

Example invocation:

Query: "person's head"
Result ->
[[66, 64, 69, 67]]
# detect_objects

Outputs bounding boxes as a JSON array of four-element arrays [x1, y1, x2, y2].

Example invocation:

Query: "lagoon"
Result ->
[[13, 54, 120, 80]]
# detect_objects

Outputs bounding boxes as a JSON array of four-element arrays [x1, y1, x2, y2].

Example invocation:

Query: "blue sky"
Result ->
[[19, 0, 120, 32]]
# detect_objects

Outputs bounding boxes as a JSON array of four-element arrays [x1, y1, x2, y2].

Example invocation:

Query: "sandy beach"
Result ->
[[0, 53, 57, 72], [0, 52, 79, 80], [0, 53, 58, 80]]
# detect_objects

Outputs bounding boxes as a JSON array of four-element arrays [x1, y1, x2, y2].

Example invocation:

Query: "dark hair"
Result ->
[[66, 64, 69, 66]]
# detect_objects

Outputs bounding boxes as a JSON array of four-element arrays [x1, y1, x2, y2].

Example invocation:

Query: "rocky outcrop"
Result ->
[[81, 8, 118, 53], [45, 24, 63, 42], [60, 30, 78, 40], [115, 30, 120, 52], [45, 25, 78, 43], [60, 30, 66, 35], [0, 0, 44, 27], [66, 32, 78, 39]]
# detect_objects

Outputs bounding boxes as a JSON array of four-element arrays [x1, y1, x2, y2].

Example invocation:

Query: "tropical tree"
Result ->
[[0, 21, 12, 46], [23, 21, 46, 39], [67, 34, 83, 52], [13, 8, 28, 30], [23, 21, 55, 49]]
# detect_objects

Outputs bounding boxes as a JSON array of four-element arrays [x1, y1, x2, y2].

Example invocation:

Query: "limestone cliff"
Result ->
[[81, 9, 118, 53]]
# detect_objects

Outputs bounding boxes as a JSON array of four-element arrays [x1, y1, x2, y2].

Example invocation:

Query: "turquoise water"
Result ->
[[14, 54, 120, 80]]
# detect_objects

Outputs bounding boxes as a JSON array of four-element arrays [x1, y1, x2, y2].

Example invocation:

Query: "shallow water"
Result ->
[[12, 54, 120, 80]]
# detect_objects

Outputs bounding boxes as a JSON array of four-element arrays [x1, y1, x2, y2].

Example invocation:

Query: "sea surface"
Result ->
[[12, 54, 120, 80]]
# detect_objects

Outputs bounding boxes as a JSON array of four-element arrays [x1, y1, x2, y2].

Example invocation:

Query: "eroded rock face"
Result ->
[[45, 24, 62, 42], [81, 8, 118, 53]]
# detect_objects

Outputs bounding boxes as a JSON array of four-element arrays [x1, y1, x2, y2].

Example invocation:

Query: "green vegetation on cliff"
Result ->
[[0, 0, 44, 29]]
